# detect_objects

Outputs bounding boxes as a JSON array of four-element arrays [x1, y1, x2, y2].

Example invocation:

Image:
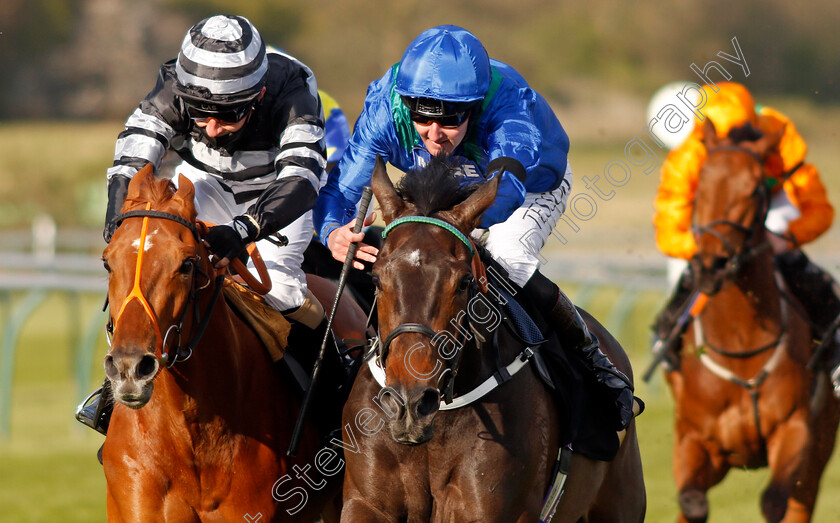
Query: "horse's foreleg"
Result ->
[[673, 432, 728, 523], [762, 412, 809, 523]]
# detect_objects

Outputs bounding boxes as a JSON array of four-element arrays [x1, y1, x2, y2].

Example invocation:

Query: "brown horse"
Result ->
[[338, 156, 645, 522], [665, 120, 840, 522], [101, 165, 365, 522]]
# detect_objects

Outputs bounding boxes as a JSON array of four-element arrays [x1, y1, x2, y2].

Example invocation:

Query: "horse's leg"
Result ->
[[760, 409, 810, 523], [673, 431, 729, 523], [781, 395, 840, 523]]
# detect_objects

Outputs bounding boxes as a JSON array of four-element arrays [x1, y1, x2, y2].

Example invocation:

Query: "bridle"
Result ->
[[106, 205, 225, 371], [374, 216, 487, 403], [691, 145, 772, 287]]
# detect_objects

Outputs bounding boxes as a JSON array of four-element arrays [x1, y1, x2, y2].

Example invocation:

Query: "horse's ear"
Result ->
[[371, 154, 405, 223], [124, 164, 156, 203], [748, 124, 785, 159], [173, 174, 195, 208], [440, 174, 501, 233], [701, 118, 720, 149]]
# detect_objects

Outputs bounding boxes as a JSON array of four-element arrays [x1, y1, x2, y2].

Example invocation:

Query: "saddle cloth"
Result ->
[[222, 278, 290, 362]]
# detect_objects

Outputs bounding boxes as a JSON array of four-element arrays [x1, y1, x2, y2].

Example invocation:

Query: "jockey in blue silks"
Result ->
[[314, 25, 635, 435]]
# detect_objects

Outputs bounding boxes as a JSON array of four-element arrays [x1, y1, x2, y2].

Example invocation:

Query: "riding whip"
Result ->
[[288, 186, 374, 456]]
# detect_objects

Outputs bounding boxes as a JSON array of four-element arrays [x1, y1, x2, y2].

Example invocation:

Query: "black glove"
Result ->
[[103, 175, 131, 243], [486, 156, 527, 183], [205, 215, 260, 264]]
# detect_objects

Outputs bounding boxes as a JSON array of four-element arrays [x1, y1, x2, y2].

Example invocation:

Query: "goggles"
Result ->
[[408, 110, 470, 128], [402, 96, 476, 128], [186, 101, 255, 125]]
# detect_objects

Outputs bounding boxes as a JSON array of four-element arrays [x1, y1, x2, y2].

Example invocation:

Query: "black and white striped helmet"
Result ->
[[173, 15, 268, 109]]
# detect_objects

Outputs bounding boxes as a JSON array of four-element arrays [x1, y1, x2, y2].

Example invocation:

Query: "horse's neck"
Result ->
[[151, 286, 251, 423], [704, 251, 783, 336], [455, 327, 518, 393]]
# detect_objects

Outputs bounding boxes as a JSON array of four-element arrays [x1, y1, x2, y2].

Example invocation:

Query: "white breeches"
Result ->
[[173, 162, 311, 312], [477, 165, 573, 288]]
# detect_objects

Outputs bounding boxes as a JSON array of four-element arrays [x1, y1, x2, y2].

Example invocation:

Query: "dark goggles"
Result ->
[[402, 96, 476, 128], [186, 101, 254, 124], [408, 110, 470, 128]]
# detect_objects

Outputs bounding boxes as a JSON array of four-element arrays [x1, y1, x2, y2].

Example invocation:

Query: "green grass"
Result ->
[[3, 289, 840, 522]]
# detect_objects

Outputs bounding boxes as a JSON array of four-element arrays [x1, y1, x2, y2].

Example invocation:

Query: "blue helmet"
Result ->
[[395, 25, 491, 104]]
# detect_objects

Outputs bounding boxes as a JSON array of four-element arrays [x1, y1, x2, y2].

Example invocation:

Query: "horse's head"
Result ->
[[370, 155, 499, 444], [689, 119, 784, 294], [102, 165, 205, 408]]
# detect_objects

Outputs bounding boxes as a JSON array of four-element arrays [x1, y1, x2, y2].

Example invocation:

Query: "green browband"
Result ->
[[381, 216, 475, 257]]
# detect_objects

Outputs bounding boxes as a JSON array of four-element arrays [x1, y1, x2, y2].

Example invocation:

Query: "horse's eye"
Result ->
[[103, 259, 111, 273], [457, 275, 473, 293], [179, 258, 195, 275]]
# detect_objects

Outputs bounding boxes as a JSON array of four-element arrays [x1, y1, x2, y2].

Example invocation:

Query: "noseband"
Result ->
[[691, 145, 771, 285], [376, 216, 485, 402], [107, 206, 224, 370]]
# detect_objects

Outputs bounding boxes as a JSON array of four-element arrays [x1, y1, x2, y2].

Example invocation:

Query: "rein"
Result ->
[[108, 206, 225, 370]]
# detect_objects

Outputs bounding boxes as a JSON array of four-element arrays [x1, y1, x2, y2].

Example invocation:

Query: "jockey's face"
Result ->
[[190, 87, 266, 138], [193, 115, 249, 137], [413, 118, 469, 156]]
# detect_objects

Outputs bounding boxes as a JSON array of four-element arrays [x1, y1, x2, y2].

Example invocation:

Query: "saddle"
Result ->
[[222, 278, 290, 362], [478, 255, 622, 461]]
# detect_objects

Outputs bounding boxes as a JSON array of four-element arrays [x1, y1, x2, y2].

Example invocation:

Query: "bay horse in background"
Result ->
[[665, 119, 840, 522], [339, 156, 645, 522], [101, 165, 365, 522]]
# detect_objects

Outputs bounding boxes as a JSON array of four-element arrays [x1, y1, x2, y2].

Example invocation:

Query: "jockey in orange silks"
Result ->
[[651, 81, 840, 396]]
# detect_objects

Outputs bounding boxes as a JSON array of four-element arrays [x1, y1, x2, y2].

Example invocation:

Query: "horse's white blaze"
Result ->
[[407, 249, 421, 267], [131, 228, 158, 252]]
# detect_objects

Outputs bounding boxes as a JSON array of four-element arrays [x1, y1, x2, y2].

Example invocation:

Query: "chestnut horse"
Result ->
[[338, 156, 645, 522], [665, 120, 840, 522], [101, 165, 364, 522]]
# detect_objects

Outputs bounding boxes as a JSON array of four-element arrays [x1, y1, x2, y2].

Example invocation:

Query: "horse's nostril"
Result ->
[[381, 389, 406, 419], [415, 389, 441, 418], [136, 354, 159, 380], [104, 354, 118, 380]]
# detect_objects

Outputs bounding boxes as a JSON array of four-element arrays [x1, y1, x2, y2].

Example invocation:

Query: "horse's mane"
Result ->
[[727, 122, 764, 144], [395, 154, 478, 216]]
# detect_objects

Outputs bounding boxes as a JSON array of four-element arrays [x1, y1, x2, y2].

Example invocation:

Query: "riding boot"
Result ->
[[775, 250, 840, 397], [651, 267, 695, 371], [283, 315, 356, 445], [75, 378, 113, 436], [523, 271, 635, 431]]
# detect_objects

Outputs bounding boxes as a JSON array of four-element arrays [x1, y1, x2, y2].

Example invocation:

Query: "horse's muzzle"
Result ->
[[104, 349, 159, 409], [385, 385, 440, 445], [689, 255, 728, 296]]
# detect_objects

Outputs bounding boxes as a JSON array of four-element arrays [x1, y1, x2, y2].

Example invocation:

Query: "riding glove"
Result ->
[[205, 215, 260, 263]]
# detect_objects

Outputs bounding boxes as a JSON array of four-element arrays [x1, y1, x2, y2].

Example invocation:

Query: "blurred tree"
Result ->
[[0, 0, 837, 120]]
